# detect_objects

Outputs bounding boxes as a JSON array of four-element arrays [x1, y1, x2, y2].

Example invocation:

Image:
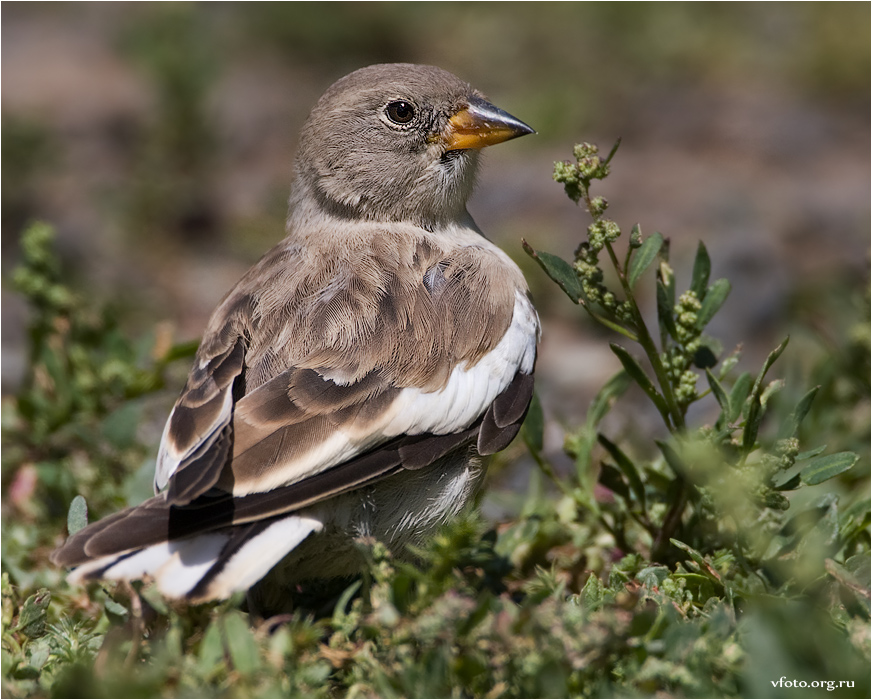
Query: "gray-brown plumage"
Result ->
[[52, 63, 538, 612]]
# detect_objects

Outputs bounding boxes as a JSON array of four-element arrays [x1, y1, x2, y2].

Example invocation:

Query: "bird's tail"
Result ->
[[56, 509, 322, 603]]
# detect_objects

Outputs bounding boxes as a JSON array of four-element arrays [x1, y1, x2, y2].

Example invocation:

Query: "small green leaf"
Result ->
[[846, 552, 871, 580], [776, 505, 824, 543], [637, 566, 669, 588], [839, 499, 871, 543], [825, 558, 870, 610], [760, 378, 785, 407], [705, 369, 731, 422], [522, 241, 582, 303], [609, 344, 670, 421], [757, 338, 791, 380], [604, 137, 622, 165], [104, 597, 129, 625], [788, 385, 819, 437], [697, 278, 731, 328], [15, 590, 50, 638], [628, 232, 664, 288], [165, 619, 184, 659], [598, 434, 646, 511], [673, 573, 717, 602], [224, 612, 260, 674], [198, 620, 225, 671], [67, 495, 88, 535], [796, 445, 827, 461], [742, 337, 789, 456], [773, 473, 801, 491], [807, 495, 840, 546], [801, 452, 859, 485], [139, 583, 169, 615], [522, 390, 544, 453], [728, 372, 752, 423], [644, 466, 672, 493], [333, 579, 362, 621], [690, 242, 711, 299], [718, 348, 742, 378], [567, 372, 631, 505], [656, 264, 678, 342], [670, 539, 724, 587], [581, 573, 603, 612]]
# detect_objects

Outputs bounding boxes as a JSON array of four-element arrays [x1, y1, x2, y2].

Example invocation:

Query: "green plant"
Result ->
[[3, 223, 196, 522], [2, 136, 868, 696], [519, 140, 869, 694]]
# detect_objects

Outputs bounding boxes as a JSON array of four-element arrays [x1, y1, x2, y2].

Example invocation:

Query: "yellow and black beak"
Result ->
[[444, 95, 535, 151]]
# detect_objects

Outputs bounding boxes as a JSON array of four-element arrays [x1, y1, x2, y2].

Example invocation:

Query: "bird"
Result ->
[[52, 63, 539, 615]]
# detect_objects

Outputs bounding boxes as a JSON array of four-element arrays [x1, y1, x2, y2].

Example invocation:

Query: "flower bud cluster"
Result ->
[[662, 291, 704, 405], [573, 242, 632, 322], [587, 219, 621, 252], [553, 142, 612, 204], [572, 142, 609, 180], [751, 438, 799, 511], [760, 437, 800, 479], [553, 160, 583, 203], [589, 196, 608, 217], [775, 437, 799, 466]]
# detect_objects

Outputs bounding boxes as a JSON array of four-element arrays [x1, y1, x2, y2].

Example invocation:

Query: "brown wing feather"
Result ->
[[157, 301, 251, 503]]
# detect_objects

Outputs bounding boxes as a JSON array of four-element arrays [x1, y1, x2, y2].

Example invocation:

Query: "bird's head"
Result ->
[[291, 63, 534, 229]]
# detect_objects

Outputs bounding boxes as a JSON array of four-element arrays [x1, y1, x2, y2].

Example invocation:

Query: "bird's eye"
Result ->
[[385, 101, 415, 125]]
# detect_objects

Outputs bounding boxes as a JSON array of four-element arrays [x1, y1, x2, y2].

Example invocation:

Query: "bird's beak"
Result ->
[[444, 95, 535, 151]]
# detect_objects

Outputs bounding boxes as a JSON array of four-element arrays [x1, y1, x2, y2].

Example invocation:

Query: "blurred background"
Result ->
[[3, 2, 869, 474]]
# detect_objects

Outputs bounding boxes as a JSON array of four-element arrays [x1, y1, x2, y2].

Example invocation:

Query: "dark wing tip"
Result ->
[[477, 370, 534, 455]]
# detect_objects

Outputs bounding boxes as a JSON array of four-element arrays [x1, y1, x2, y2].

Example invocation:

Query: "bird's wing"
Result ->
[[52, 364, 534, 576], [53, 232, 537, 571], [157, 230, 537, 506]]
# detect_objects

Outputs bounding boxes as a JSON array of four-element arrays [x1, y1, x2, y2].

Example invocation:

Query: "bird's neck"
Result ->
[[285, 177, 473, 235]]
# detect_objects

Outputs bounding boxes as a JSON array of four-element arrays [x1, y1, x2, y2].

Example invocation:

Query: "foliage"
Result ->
[[1, 222, 196, 612], [2, 135, 869, 699], [521, 141, 870, 695], [3, 224, 196, 523]]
